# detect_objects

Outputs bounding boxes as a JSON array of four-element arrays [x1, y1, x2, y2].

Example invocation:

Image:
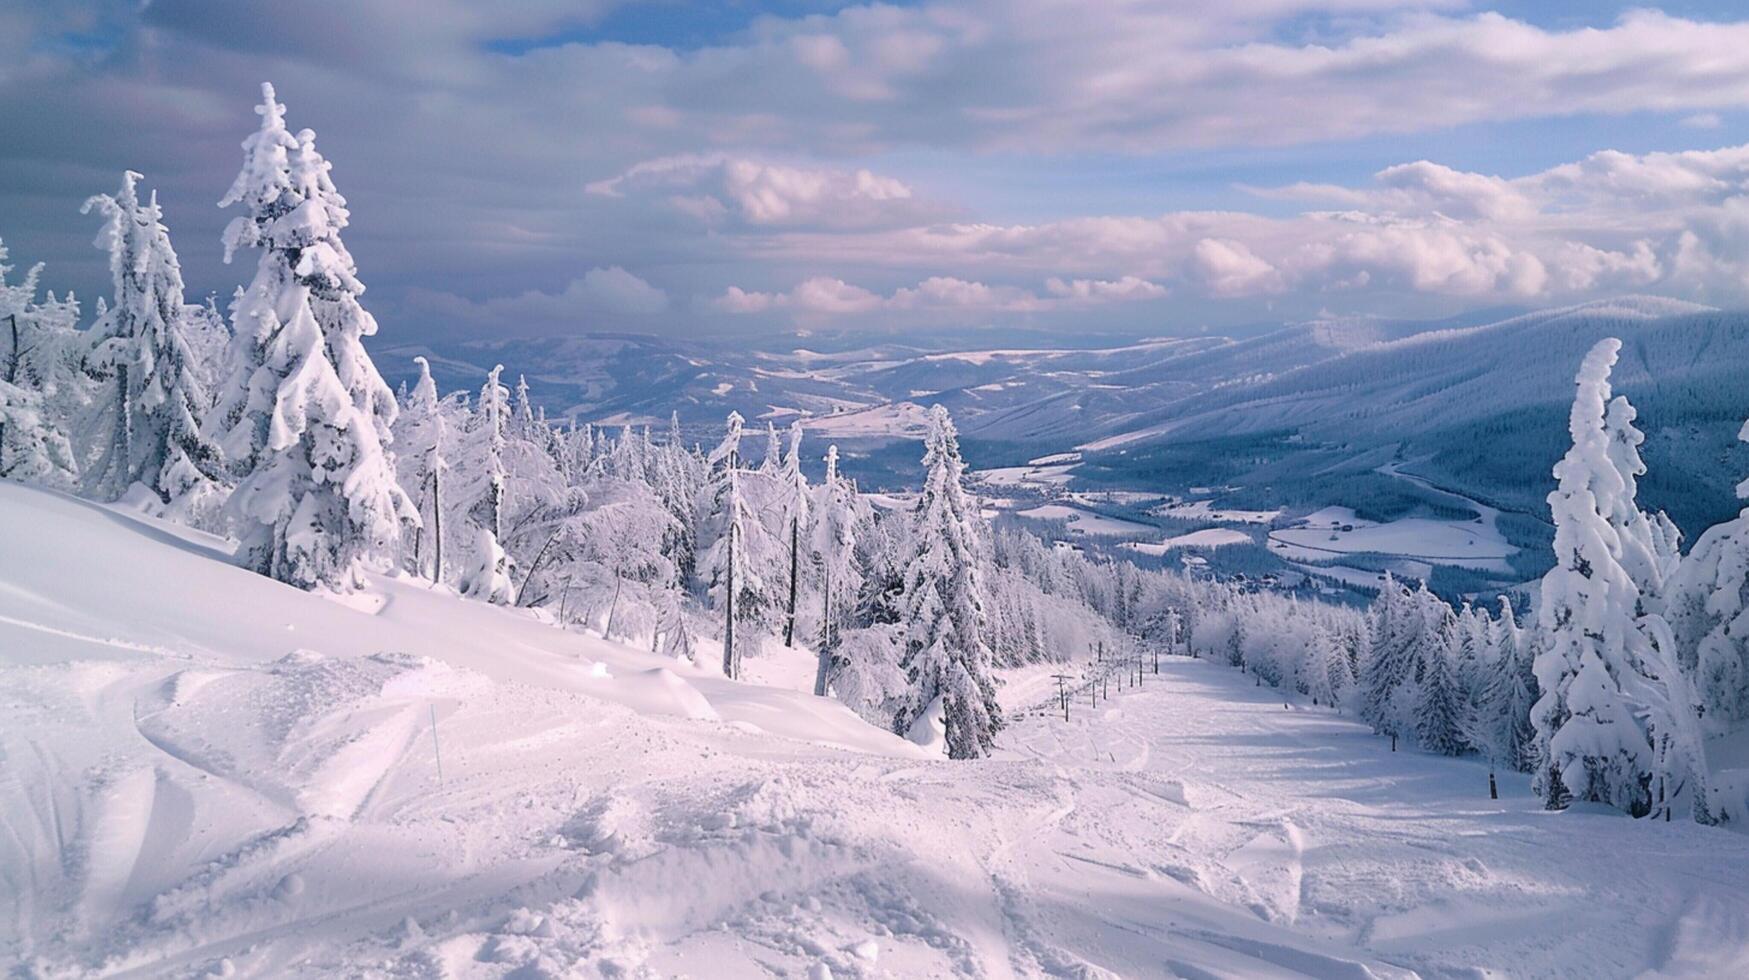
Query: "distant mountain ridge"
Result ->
[[375, 296, 1749, 561]]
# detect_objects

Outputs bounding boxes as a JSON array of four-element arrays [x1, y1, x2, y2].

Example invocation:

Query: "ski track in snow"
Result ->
[[6, 482, 1749, 977]]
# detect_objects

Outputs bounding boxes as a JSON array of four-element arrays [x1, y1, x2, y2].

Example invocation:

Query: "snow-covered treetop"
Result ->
[[709, 411, 745, 467], [219, 83, 299, 264], [0, 238, 45, 318], [410, 356, 440, 414], [779, 420, 810, 523]]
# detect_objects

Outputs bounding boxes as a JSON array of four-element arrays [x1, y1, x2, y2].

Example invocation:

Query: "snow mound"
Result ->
[[137, 650, 490, 820]]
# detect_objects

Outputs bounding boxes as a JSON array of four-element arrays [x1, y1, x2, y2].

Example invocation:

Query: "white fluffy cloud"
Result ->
[[586, 154, 938, 230], [706, 142, 1749, 312]]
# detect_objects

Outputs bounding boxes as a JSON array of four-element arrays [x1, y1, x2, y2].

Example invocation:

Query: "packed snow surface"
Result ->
[[6, 481, 1749, 977]]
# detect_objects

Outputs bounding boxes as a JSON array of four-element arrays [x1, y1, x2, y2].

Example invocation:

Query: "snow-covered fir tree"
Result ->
[[1472, 599, 1539, 774], [282, 123, 400, 447], [1414, 603, 1468, 756], [458, 365, 516, 603], [1602, 392, 1681, 612], [894, 405, 1002, 759], [208, 83, 415, 591], [0, 241, 79, 486], [1666, 413, 1749, 737], [1532, 338, 1657, 814], [79, 171, 225, 513], [812, 443, 865, 695], [393, 356, 451, 582], [657, 586, 697, 664], [1360, 574, 1416, 739], [701, 412, 770, 679], [778, 420, 811, 648]]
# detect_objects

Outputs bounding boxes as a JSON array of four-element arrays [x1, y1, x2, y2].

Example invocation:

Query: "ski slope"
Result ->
[[4, 481, 1749, 977]]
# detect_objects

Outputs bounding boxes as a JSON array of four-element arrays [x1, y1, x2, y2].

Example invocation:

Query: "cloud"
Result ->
[[707, 274, 1167, 318], [9, 3, 1749, 337], [1192, 239, 1282, 297], [586, 154, 938, 230], [407, 266, 668, 332], [708, 140, 1749, 312]]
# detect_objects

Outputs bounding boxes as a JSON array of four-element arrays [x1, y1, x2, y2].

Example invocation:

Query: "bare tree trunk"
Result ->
[[516, 527, 563, 607], [813, 564, 831, 697], [784, 515, 799, 646], [604, 570, 624, 639], [429, 464, 444, 583], [723, 523, 737, 678]]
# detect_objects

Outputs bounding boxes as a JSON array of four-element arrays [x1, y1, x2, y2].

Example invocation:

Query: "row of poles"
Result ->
[[1048, 640, 1166, 723]]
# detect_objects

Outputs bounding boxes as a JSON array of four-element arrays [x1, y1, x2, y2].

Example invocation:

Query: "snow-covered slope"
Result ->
[[7, 480, 1749, 977]]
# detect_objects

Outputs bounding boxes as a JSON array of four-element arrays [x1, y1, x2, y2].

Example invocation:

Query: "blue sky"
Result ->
[[5, 1, 1749, 339]]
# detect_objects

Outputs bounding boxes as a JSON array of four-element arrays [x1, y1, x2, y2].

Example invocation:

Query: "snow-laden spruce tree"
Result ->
[[208, 83, 415, 591], [1414, 603, 1468, 756], [778, 420, 811, 648], [393, 356, 450, 581], [812, 443, 866, 695], [656, 586, 697, 664], [1666, 413, 1749, 735], [1532, 338, 1657, 814], [79, 171, 226, 513], [280, 122, 400, 447], [458, 365, 516, 603], [0, 241, 79, 486], [1360, 574, 1417, 738], [758, 421, 782, 476], [1471, 598, 1539, 773], [1602, 392, 1682, 612], [701, 412, 771, 678], [894, 405, 1002, 759]]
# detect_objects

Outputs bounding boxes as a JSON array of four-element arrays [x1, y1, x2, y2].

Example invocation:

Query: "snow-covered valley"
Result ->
[[7, 481, 1749, 978]]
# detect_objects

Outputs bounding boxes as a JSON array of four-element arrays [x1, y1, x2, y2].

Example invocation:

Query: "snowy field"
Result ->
[[1269, 504, 1517, 573], [1015, 503, 1155, 536], [1123, 528, 1254, 555], [6, 481, 1749, 978]]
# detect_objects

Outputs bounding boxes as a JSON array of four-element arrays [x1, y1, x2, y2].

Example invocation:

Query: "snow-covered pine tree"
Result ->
[[459, 364, 516, 603], [79, 171, 226, 512], [281, 123, 400, 448], [894, 405, 1002, 759], [778, 420, 811, 648], [1666, 412, 1749, 735], [1602, 393, 1681, 613], [702, 412, 768, 678], [394, 356, 450, 581], [208, 84, 416, 591], [0, 242, 79, 486], [1473, 598, 1539, 773], [758, 421, 781, 475], [1360, 574, 1416, 738], [812, 443, 866, 695], [656, 586, 697, 664], [1532, 338, 1657, 815], [513, 374, 534, 438], [1414, 599, 1468, 756]]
